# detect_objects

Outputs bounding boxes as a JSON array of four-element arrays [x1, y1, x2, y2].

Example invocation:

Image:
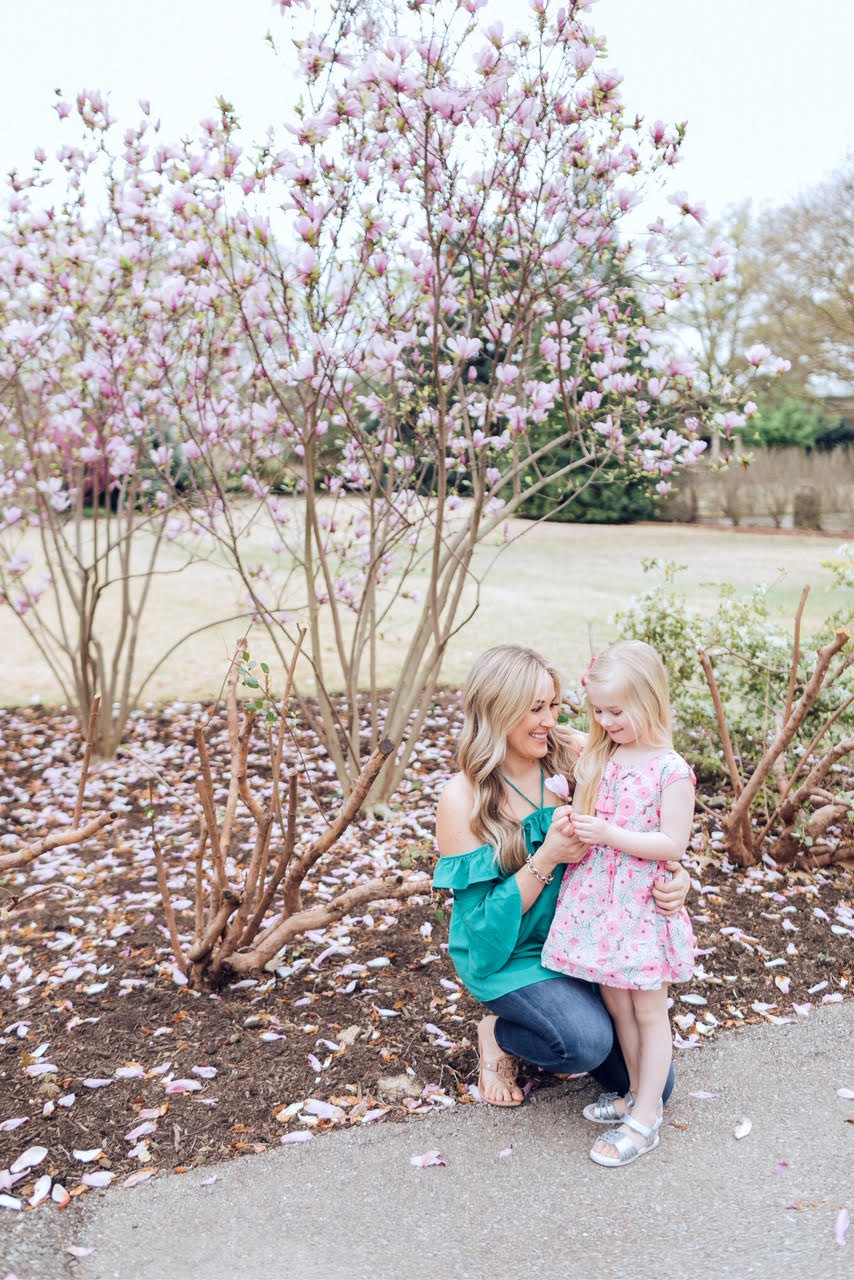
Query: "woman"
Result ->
[[434, 644, 691, 1108]]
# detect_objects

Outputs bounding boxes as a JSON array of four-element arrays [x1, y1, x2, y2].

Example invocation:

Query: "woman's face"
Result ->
[[504, 672, 558, 765]]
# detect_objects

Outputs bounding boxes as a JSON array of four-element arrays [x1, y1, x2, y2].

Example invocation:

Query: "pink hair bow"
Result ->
[[580, 654, 596, 687]]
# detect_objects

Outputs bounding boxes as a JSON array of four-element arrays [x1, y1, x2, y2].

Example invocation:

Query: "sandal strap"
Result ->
[[599, 1126, 647, 1160], [481, 1055, 517, 1080], [620, 1113, 655, 1140]]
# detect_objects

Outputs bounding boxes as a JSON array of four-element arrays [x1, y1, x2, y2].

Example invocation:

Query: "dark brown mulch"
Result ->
[[0, 698, 851, 1208]]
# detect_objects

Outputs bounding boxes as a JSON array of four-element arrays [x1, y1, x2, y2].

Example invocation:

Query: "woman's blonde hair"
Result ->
[[574, 639, 673, 814], [457, 644, 578, 873]]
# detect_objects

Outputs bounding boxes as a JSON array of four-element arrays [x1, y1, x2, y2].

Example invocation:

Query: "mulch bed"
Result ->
[[0, 697, 851, 1209]]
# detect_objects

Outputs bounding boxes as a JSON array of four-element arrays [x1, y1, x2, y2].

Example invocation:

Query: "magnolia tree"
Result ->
[[1, 0, 770, 789], [146, 0, 771, 797], [0, 94, 253, 754]]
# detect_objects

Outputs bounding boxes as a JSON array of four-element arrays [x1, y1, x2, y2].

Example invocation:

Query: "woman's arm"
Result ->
[[435, 781, 588, 983], [570, 777, 695, 863], [652, 863, 690, 915], [436, 778, 583, 914]]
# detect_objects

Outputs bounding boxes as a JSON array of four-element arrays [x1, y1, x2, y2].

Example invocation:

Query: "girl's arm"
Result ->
[[571, 777, 695, 862]]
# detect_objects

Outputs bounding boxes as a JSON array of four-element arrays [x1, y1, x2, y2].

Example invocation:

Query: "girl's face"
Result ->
[[505, 673, 558, 764], [588, 683, 641, 746]]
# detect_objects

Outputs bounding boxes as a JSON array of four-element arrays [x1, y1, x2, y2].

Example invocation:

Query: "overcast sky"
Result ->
[[2, 0, 851, 218]]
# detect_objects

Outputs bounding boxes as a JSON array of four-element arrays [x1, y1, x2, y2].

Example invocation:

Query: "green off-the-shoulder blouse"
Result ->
[[432, 806, 564, 1002]]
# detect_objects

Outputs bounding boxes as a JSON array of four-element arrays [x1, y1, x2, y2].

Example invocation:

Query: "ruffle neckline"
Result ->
[[433, 806, 555, 889]]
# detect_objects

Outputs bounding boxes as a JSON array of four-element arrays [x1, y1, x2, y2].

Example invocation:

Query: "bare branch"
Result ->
[[227, 874, 433, 974], [697, 649, 743, 797], [73, 694, 101, 828], [0, 811, 118, 872]]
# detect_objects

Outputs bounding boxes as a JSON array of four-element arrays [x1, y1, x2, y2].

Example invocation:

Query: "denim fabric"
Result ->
[[485, 976, 675, 1101]]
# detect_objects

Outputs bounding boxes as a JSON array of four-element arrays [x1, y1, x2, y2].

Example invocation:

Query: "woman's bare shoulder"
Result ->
[[438, 771, 474, 808], [436, 771, 478, 856]]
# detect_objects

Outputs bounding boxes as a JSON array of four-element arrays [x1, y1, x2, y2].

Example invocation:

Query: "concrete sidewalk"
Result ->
[[5, 1003, 852, 1280]]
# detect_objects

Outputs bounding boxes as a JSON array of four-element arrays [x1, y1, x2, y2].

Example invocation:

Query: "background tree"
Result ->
[[754, 157, 854, 411], [0, 96, 254, 754]]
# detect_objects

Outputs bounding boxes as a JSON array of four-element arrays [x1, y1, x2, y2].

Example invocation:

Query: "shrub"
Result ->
[[616, 558, 854, 866]]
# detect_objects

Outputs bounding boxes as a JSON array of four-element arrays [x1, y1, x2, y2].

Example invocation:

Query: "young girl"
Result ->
[[541, 639, 695, 1167]]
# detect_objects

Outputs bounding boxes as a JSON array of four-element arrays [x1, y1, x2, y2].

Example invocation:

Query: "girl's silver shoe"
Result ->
[[589, 1113, 660, 1167], [582, 1090, 635, 1124]]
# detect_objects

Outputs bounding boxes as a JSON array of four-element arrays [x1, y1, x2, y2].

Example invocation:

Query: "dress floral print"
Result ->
[[541, 751, 695, 990]]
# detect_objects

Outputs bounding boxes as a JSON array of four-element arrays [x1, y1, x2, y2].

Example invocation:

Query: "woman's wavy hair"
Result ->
[[457, 644, 579, 873], [574, 639, 673, 814]]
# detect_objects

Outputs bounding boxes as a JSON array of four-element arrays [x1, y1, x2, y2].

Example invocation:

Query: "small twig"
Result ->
[[149, 783, 188, 973], [221, 647, 251, 850], [194, 727, 226, 910], [272, 626, 307, 833], [783, 586, 810, 725], [73, 694, 101, 827], [697, 649, 743, 797], [771, 712, 788, 800], [0, 882, 86, 917], [193, 822, 208, 940]]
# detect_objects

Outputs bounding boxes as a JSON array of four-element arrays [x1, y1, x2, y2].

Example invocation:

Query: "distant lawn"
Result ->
[[3, 519, 850, 708]]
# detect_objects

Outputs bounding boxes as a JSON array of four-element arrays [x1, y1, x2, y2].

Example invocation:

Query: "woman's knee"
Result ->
[[541, 984, 614, 1069]]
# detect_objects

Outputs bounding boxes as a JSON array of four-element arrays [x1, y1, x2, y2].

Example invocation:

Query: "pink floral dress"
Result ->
[[541, 750, 695, 990]]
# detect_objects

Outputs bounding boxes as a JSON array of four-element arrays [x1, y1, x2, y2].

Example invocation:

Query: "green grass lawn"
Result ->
[[4, 519, 851, 708]]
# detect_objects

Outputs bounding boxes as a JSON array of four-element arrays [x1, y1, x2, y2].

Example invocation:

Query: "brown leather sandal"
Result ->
[[477, 1053, 523, 1107]]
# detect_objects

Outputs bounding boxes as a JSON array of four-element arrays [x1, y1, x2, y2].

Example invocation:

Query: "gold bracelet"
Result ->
[[525, 854, 554, 885]]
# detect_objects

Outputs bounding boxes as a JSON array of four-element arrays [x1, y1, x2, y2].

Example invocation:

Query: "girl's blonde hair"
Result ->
[[457, 644, 578, 873], [574, 640, 673, 814]]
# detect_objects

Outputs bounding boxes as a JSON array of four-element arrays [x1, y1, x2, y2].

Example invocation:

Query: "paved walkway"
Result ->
[[5, 1003, 852, 1280]]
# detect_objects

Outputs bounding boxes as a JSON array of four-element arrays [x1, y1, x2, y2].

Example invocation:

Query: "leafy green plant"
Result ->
[[744, 397, 839, 451], [616, 557, 854, 866]]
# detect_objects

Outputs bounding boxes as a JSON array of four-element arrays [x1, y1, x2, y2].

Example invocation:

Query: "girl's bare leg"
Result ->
[[630, 987, 672, 1128], [600, 986, 639, 1117], [593, 986, 671, 1159]]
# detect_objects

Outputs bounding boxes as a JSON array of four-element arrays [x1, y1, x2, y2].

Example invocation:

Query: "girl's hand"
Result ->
[[568, 813, 609, 847], [651, 862, 690, 916], [540, 805, 586, 866]]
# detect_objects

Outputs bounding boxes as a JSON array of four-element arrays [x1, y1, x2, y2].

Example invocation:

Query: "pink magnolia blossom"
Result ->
[[745, 343, 771, 368], [667, 190, 707, 226]]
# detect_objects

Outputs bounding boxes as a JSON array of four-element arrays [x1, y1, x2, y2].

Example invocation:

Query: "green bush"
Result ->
[[614, 557, 854, 788], [745, 397, 843, 451], [517, 450, 659, 524]]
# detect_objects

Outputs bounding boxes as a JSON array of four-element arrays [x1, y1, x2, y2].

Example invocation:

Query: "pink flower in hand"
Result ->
[[545, 774, 570, 800]]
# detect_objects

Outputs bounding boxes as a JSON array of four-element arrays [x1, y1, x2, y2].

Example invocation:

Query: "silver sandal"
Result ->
[[582, 1090, 635, 1124], [589, 1113, 660, 1167]]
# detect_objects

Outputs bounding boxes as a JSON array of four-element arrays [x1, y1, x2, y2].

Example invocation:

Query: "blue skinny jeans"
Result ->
[[485, 976, 675, 1101]]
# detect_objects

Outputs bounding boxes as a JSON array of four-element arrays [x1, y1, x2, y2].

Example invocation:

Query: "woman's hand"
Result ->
[[539, 805, 587, 868], [651, 862, 690, 916]]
